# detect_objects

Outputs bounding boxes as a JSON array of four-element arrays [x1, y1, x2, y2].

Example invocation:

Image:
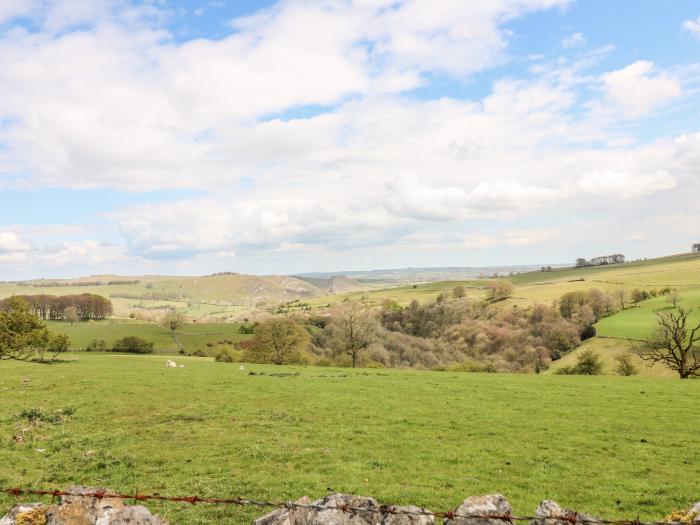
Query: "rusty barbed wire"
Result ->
[[0, 487, 692, 525]]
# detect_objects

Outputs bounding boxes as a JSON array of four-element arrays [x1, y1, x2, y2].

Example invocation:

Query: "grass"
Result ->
[[545, 338, 677, 378], [595, 289, 700, 340], [1, 354, 698, 524], [45, 319, 252, 353]]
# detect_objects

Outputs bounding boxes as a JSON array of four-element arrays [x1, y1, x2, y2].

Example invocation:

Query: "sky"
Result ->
[[0, 0, 699, 279]]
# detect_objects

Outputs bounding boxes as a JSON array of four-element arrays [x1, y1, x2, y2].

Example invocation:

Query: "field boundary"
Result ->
[[0, 487, 691, 525]]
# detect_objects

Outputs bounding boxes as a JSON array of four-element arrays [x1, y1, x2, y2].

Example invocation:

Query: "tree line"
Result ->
[[0, 293, 113, 321]]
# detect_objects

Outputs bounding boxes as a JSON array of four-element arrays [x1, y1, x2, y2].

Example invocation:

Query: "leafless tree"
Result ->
[[162, 310, 186, 353], [330, 302, 379, 367], [666, 289, 681, 308], [638, 308, 700, 379], [63, 306, 79, 325]]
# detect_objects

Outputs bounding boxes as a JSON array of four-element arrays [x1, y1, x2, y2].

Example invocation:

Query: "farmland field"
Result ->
[[1, 354, 698, 524], [43, 319, 252, 353]]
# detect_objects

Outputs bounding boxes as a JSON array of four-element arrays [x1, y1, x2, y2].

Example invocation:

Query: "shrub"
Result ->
[[191, 349, 207, 357], [580, 324, 596, 340], [86, 339, 107, 352], [112, 336, 154, 354], [215, 349, 235, 362], [614, 353, 638, 376], [556, 349, 603, 375]]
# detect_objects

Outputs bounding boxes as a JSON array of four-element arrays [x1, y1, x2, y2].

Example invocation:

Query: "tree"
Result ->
[[452, 285, 466, 299], [0, 297, 70, 362], [575, 258, 587, 268], [247, 318, 309, 365], [666, 289, 681, 308], [631, 288, 645, 307], [162, 310, 186, 353], [63, 306, 79, 325], [329, 302, 380, 367], [638, 308, 700, 379], [614, 289, 627, 310]]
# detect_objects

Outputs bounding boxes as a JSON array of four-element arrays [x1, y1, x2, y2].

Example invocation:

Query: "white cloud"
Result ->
[[600, 61, 682, 117], [682, 16, 700, 37], [562, 32, 586, 48], [0, 1, 698, 274], [0, 231, 31, 253], [113, 198, 409, 260], [577, 170, 677, 199]]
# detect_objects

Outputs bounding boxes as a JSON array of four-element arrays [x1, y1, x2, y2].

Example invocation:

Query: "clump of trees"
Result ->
[[0, 297, 70, 362], [0, 294, 112, 321], [112, 336, 154, 354], [485, 281, 513, 301], [304, 294, 591, 372]]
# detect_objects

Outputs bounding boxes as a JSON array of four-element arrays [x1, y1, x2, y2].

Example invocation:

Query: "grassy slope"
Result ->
[[46, 319, 252, 353], [1, 354, 698, 524], [0, 274, 325, 320], [595, 288, 700, 340], [306, 280, 489, 308]]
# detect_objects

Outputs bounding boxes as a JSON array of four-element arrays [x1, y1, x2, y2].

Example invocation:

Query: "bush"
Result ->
[[215, 349, 235, 362], [614, 353, 638, 376], [86, 339, 107, 352], [556, 349, 603, 375], [191, 349, 207, 357], [112, 336, 154, 354], [580, 324, 596, 340]]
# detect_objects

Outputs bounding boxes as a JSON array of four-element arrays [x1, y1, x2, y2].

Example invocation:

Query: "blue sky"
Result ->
[[0, 0, 699, 279]]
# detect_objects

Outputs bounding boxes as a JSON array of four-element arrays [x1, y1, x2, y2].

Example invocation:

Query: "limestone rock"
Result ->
[[0, 504, 47, 525], [531, 500, 601, 525], [0, 487, 168, 525], [252, 493, 434, 525], [686, 502, 700, 524], [444, 494, 512, 525]]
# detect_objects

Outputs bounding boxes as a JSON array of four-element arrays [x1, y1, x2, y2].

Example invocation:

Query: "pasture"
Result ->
[[1, 354, 698, 524], [44, 319, 252, 353], [595, 288, 700, 340]]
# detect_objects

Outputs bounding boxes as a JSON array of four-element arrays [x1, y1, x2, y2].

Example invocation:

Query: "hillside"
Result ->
[[0, 273, 326, 320]]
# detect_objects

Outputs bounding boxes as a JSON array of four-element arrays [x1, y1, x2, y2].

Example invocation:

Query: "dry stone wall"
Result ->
[[2, 489, 699, 525]]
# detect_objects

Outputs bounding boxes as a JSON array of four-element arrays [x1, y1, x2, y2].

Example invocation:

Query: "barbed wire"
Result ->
[[0, 487, 693, 525]]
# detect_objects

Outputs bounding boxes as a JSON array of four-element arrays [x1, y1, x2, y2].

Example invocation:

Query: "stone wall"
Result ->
[[2, 489, 699, 525]]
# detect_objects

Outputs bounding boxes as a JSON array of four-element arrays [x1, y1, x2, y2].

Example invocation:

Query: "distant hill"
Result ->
[[297, 264, 566, 284], [0, 273, 327, 320], [295, 275, 368, 294]]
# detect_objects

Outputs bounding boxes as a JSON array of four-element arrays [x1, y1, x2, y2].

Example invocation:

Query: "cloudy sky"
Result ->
[[0, 0, 699, 279]]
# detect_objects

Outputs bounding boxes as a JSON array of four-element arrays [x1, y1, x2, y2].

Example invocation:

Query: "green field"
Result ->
[[595, 289, 700, 340], [1, 354, 698, 524], [44, 319, 252, 354]]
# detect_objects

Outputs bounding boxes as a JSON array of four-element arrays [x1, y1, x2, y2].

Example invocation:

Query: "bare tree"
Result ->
[[666, 289, 681, 308], [63, 306, 79, 326], [638, 308, 700, 379], [614, 289, 627, 310], [162, 310, 186, 353], [330, 302, 379, 367]]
